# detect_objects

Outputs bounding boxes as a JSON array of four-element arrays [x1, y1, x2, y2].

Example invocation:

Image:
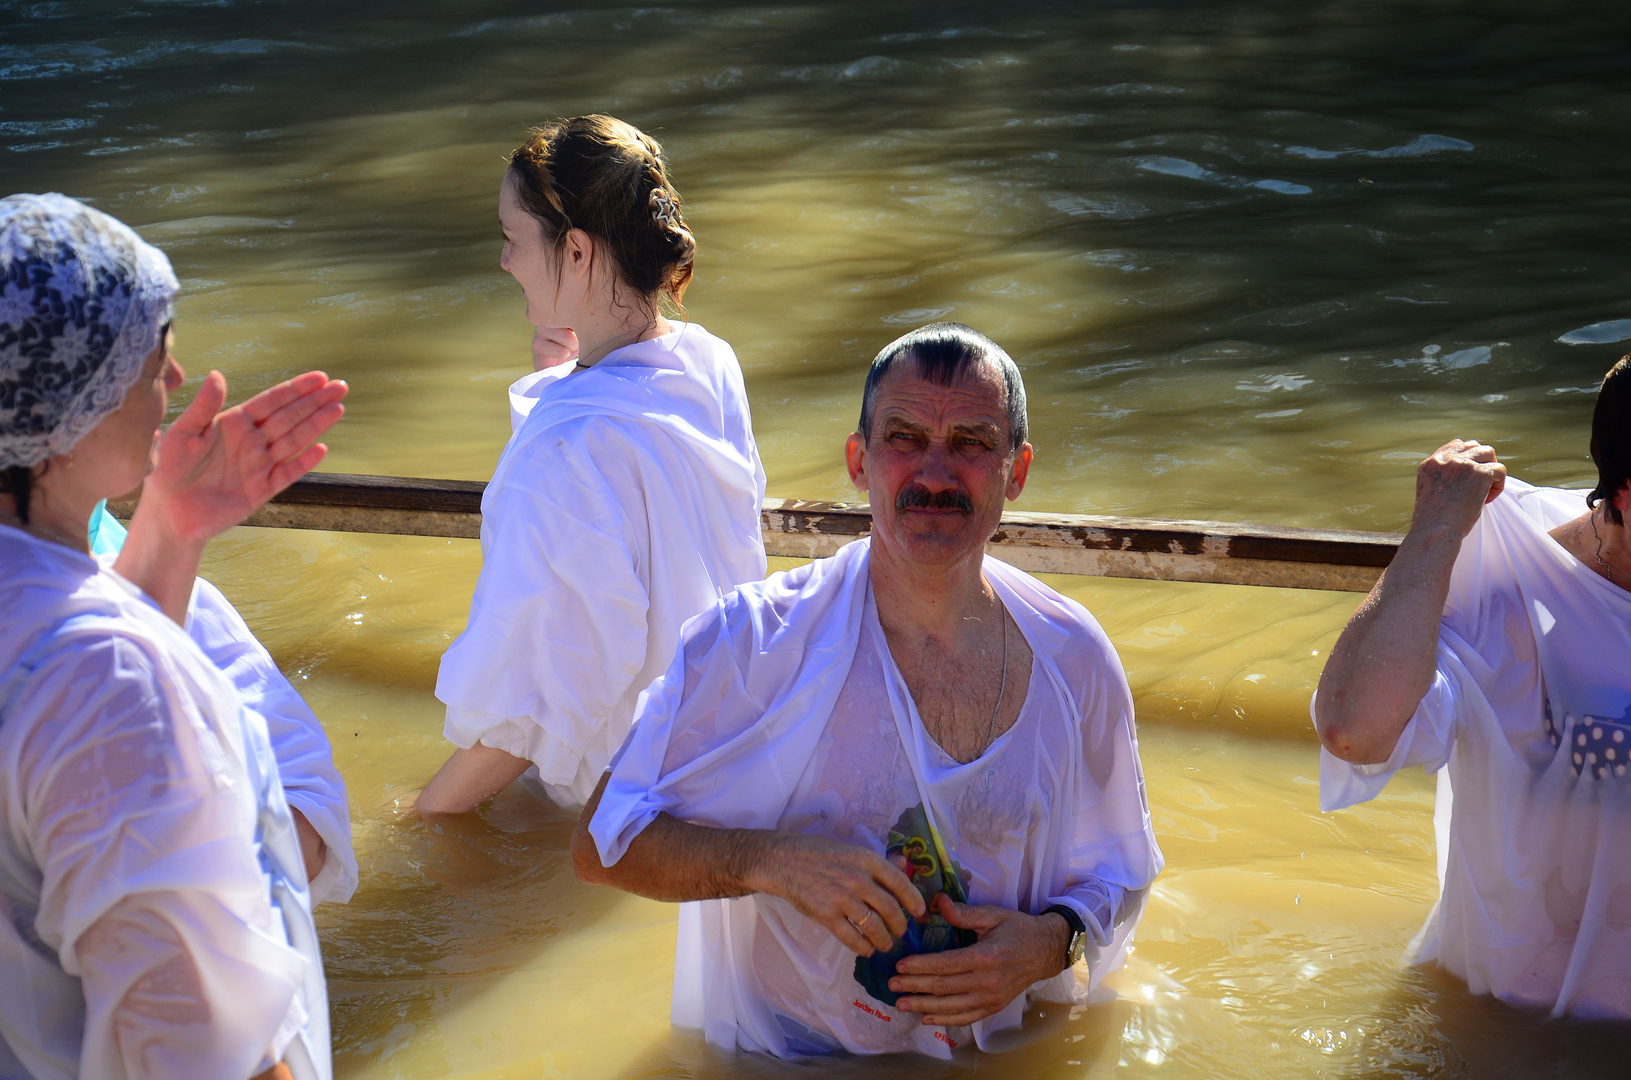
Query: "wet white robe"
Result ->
[[437, 324, 767, 807], [590, 538, 1163, 1058], [88, 507, 357, 905], [0, 529, 329, 1080], [1320, 479, 1631, 1018]]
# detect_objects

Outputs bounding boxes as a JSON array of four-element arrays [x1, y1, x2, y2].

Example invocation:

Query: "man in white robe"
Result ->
[[1314, 355, 1631, 1018], [576, 322, 1162, 1058]]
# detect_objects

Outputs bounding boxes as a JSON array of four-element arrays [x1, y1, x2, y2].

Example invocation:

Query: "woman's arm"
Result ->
[[186, 576, 355, 900], [415, 743, 533, 815], [1315, 439, 1505, 764]]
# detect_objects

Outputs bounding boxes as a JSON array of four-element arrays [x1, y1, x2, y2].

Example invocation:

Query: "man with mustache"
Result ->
[[573, 322, 1162, 1059]]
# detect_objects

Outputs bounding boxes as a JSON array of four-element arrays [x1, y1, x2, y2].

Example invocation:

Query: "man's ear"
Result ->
[[1006, 442, 1033, 501], [845, 431, 869, 495]]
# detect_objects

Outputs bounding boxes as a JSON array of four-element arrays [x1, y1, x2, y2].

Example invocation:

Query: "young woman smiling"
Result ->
[[418, 116, 767, 814]]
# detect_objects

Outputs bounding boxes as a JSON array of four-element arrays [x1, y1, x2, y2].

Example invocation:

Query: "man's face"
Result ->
[[845, 358, 1032, 568]]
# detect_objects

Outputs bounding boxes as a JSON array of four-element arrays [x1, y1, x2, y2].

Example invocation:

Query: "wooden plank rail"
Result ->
[[111, 472, 1402, 593]]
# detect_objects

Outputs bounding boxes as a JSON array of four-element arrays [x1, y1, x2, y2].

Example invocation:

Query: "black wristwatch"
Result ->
[[1041, 904, 1089, 968]]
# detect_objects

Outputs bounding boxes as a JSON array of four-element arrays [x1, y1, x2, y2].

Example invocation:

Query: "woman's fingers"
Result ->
[[1484, 461, 1508, 504], [239, 371, 333, 424], [250, 379, 348, 446], [167, 370, 228, 439], [532, 326, 579, 370], [263, 400, 346, 465], [266, 443, 329, 495]]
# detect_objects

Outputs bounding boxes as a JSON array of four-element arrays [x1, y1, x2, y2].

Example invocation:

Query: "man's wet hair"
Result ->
[[1588, 354, 1630, 525], [857, 322, 1028, 451]]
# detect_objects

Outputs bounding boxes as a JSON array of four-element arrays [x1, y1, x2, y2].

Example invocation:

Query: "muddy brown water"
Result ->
[[3, 1, 1628, 1076]]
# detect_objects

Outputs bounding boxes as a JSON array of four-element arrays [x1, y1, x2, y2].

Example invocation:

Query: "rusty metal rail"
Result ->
[[113, 472, 1400, 593]]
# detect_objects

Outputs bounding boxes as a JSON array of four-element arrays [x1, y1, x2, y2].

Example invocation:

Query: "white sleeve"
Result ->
[[1317, 640, 1463, 812], [15, 635, 312, 1079], [436, 451, 652, 789], [1047, 668, 1162, 943], [1032, 626, 1164, 1005], [187, 579, 357, 905]]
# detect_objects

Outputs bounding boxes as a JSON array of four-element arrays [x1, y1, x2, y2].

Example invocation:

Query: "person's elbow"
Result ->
[[1313, 686, 1399, 765], [570, 816, 613, 885], [571, 773, 617, 885]]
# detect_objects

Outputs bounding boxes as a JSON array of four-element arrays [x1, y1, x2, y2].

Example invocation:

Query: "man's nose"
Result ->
[[913, 442, 960, 490]]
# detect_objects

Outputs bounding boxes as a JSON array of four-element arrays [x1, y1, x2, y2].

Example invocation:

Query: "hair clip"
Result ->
[[650, 188, 680, 227]]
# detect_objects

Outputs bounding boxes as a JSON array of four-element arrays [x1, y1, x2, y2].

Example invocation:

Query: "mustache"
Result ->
[[894, 485, 973, 514]]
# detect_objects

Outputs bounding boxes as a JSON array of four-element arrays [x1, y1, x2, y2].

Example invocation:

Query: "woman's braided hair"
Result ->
[[506, 115, 695, 310]]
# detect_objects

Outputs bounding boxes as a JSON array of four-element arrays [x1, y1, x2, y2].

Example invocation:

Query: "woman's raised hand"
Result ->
[[117, 369, 346, 624], [143, 369, 348, 541], [532, 325, 580, 371]]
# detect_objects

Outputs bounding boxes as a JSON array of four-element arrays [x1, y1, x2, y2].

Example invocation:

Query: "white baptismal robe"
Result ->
[[438, 324, 767, 807], [591, 539, 1164, 1058], [185, 580, 357, 905], [89, 504, 358, 905], [1320, 479, 1631, 1018], [0, 530, 329, 1080]]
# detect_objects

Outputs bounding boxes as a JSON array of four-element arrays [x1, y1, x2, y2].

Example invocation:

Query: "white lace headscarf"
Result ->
[[0, 192, 178, 470]]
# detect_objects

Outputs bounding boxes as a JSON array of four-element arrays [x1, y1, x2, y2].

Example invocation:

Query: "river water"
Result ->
[[3, 1, 1628, 1076]]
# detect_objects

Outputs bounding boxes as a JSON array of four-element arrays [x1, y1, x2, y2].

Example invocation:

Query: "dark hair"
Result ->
[[507, 115, 695, 311], [1588, 354, 1630, 526], [857, 322, 1028, 450], [0, 463, 40, 523]]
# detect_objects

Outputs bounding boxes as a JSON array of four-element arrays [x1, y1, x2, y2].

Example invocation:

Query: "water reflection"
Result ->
[[5, 0, 1629, 1076]]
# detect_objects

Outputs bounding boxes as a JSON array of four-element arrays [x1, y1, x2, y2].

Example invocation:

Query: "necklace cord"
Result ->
[[982, 610, 1009, 751]]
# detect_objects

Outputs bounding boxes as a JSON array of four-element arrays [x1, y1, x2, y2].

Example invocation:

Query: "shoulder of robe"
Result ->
[[7, 628, 205, 781], [1442, 475, 1572, 628], [502, 414, 669, 498], [680, 545, 854, 658], [986, 557, 1127, 703]]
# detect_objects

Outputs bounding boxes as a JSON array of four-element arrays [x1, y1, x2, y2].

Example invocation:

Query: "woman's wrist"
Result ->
[[114, 497, 208, 624]]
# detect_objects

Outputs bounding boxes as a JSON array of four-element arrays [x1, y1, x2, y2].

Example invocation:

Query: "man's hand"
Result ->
[[889, 894, 1070, 1027], [1410, 438, 1507, 542], [572, 777, 926, 956], [746, 832, 925, 956], [141, 369, 348, 541], [532, 326, 579, 371]]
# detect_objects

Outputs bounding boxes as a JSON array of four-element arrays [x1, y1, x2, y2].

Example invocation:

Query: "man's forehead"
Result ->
[[872, 357, 1008, 424]]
